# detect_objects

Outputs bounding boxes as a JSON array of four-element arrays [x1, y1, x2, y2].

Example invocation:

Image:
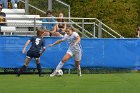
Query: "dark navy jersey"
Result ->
[[29, 36, 45, 52]]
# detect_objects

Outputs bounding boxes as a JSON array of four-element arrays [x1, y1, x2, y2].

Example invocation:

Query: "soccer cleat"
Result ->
[[16, 74, 20, 77], [78, 74, 82, 77], [50, 73, 55, 77], [50, 70, 57, 77], [78, 71, 82, 76]]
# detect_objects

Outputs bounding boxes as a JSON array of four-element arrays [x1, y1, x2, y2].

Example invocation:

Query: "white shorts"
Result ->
[[66, 49, 82, 61]]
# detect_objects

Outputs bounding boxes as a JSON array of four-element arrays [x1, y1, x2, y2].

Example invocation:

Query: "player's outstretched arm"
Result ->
[[22, 40, 30, 54], [48, 40, 63, 47]]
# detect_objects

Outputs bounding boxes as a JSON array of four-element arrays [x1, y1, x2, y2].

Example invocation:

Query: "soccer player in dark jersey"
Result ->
[[17, 28, 46, 77]]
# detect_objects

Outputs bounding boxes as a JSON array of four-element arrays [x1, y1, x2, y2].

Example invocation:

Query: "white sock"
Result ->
[[77, 65, 81, 75], [55, 61, 64, 71]]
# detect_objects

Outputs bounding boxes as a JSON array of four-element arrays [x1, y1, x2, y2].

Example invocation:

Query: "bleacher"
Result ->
[[1, 9, 42, 35], [0, 2, 123, 38]]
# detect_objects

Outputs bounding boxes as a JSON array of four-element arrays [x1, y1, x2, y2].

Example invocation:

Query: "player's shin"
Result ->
[[77, 65, 82, 76], [36, 63, 43, 77], [56, 61, 64, 71], [75, 61, 82, 76], [17, 65, 27, 77]]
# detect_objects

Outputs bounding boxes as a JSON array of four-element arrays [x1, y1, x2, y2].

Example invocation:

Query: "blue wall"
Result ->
[[0, 36, 140, 70]]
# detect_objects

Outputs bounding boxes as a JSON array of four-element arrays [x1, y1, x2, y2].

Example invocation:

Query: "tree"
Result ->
[[62, 0, 138, 37]]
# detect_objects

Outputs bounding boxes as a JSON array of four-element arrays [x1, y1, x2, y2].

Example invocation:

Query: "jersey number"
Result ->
[[35, 38, 41, 45]]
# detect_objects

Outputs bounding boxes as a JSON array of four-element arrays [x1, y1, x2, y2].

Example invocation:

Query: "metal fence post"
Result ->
[[93, 22, 96, 38], [34, 17, 36, 36], [82, 19, 85, 38], [68, 5, 70, 22], [25, 0, 29, 14], [98, 20, 102, 38], [48, 0, 52, 11], [68, 69, 71, 74]]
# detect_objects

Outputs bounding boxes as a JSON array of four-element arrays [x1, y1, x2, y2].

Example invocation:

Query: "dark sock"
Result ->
[[17, 65, 27, 75], [37, 63, 42, 76]]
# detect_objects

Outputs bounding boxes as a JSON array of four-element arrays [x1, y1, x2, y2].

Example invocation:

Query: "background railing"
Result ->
[[1, 17, 124, 38], [16, 0, 123, 38]]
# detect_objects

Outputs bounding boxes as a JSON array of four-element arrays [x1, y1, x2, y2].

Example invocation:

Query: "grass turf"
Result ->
[[0, 73, 140, 93]]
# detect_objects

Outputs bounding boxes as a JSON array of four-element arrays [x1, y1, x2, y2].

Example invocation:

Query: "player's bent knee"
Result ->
[[61, 60, 66, 63], [75, 60, 80, 63], [34, 58, 40, 61]]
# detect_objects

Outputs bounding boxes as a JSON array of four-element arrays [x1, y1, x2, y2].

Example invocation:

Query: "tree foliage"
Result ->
[[29, 0, 139, 37], [62, 0, 139, 38]]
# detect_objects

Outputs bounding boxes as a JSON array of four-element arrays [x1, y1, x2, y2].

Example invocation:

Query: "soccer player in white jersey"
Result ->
[[48, 26, 82, 77]]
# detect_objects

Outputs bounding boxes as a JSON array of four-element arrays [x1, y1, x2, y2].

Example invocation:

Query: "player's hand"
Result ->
[[22, 48, 26, 54], [40, 52, 43, 56], [73, 43, 77, 46], [72, 43, 77, 48], [74, 43, 77, 46]]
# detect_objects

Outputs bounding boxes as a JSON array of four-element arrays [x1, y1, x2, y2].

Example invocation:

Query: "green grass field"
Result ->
[[0, 73, 140, 93]]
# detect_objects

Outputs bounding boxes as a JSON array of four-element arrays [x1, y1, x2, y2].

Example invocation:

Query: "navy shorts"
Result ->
[[26, 50, 40, 58]]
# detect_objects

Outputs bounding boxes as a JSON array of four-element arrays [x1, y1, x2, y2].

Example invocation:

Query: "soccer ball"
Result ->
[[56, 69, 63, 76]]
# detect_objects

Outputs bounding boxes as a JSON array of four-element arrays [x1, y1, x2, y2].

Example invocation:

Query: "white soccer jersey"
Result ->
[[61, 32, 82, 61], [61, 32, 81, 51]]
